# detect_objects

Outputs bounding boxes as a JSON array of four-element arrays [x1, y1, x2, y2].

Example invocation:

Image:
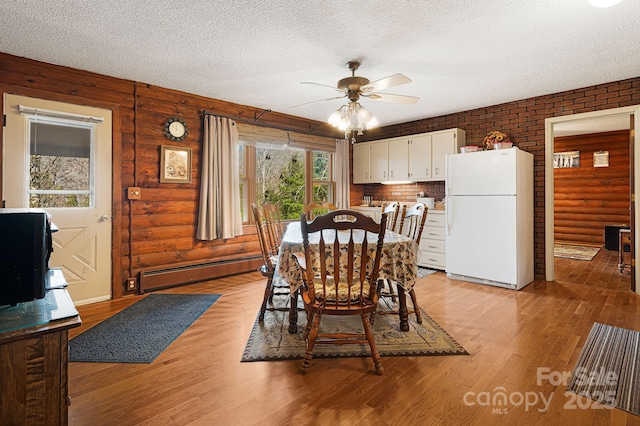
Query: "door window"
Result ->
[[28, 118, 94, 208]]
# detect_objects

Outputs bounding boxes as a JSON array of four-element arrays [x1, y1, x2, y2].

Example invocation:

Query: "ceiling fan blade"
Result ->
[[290, 95, 346, 108], [363, 92, 420, 104], [300, 81, 342, 91], [361, 73, 412, 93]]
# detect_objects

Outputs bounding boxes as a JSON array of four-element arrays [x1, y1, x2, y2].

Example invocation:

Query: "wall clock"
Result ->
[[163, 117, 188, 142]]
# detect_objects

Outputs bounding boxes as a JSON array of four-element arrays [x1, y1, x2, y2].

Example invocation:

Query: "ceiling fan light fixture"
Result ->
[[328, 107, 345, 127], [329, 101, 377, 140]]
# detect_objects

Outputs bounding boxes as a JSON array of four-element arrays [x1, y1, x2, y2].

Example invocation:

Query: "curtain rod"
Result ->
[[18, 105, 104, 124], [201, 109, 326, 137]]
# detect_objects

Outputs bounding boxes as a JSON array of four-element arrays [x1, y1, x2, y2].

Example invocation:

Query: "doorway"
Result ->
[[3, 94, 113, 304], [545, 106, 640, 294]]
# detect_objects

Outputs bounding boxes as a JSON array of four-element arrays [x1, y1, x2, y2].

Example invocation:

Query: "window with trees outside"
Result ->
[[239, 143, 334, 223], [29, 119, 93, 208]]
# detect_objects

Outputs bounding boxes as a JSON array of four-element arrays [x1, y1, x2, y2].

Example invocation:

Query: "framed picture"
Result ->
[[593, 151, 609, 168], [160, 145, 192, 183], [553, 151, 580, 168]]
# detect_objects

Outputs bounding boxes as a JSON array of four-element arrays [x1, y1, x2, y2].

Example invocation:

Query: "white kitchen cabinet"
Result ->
[[353, 142, 370, 183], [369, 141, 388, 182], [387, 137, 410, 181], [418, 210, 446, 270], [353, 138, 409, 183], [352, 128, 465, 184], [431, 128, 465, 180], [408, 134, 432, 180]]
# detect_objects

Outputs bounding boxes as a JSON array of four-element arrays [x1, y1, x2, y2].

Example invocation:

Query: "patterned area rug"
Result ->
[[70, 294, 221, 363], [567, 322, 640, 416], [241, 296, 467, 362], [554, 244, 601, 261], [417, 267, 438, 278]]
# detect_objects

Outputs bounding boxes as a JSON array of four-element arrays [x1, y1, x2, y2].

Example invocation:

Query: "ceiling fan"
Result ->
[[292, 60, 420, 108]]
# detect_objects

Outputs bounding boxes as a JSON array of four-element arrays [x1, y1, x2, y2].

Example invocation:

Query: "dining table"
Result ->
[[276, 220, 419, 333]]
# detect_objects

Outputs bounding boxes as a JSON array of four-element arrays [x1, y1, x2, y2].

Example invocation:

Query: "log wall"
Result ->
[[0, 52, 338, 297], [553, 130, 631, 245]]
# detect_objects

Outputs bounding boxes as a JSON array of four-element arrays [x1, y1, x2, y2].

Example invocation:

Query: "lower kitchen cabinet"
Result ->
[[418, 210, 446, 270]]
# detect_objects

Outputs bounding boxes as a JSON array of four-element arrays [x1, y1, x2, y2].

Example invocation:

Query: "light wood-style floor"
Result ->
[[68, 251, 640, 425]]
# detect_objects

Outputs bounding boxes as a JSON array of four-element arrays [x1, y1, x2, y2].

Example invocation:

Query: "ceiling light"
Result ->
[[589, 0, 622, 7], [328, 101, 378, 140]]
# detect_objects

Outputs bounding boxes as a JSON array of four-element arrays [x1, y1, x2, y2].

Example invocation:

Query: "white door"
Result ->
[[3, 94, 112, 304], [446, 195, 518, 284]]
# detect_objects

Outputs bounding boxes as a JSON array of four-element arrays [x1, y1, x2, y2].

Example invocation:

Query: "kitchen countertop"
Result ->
[[350, 204, 445, 211]]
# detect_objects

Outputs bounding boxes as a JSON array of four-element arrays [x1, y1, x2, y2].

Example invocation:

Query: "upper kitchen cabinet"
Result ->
[[386, 137, 409, 182], [408, 134, 432, 180], [431, 128, 465, 180], [352, 128, 465, 184], [369, 141, 389, 182], [353, 138, 410, 183], [353, 142, 371, 183]]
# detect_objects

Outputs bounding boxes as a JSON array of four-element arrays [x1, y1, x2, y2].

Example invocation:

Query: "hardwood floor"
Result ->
[[554, 244, 632, 292], [68, 263, 640, 425]]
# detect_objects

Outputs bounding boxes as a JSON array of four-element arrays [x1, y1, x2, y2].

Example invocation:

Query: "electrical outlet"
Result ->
[[126, 278, 136, 290]]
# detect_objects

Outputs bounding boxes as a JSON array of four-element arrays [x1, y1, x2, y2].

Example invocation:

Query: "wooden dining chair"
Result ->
[[377, 202, 428, 324], [262, 202, 284, 249], [303, 200, 338, 220], [381, 201, 404, 233], [293, 209, 388, 375], [251, 203, 290, 321], [377, 202, 405, 302]]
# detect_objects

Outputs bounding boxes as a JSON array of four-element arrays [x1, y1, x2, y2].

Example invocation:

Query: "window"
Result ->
[[28, 119, 94, 208], [238, 144, 250, 223], [312, 151, 334, 203], [239, 143, 335, 223]]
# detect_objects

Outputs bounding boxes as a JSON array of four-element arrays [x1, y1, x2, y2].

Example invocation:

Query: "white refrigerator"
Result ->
[[445, 148, 534, 290]]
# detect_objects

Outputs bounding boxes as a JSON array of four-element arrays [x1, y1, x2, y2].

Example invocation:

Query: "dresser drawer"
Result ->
[[424, 213, 445, 227], [419, 239, 445, 253], [418, 250, 445, 269], [422, 225, 445, 241]]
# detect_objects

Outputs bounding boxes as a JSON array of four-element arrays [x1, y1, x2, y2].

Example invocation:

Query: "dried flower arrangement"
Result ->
[[482, 131, 511, 150]]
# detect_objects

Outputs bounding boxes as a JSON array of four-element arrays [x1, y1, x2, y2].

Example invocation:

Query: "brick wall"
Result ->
[[358, 181, 445, 205], [356, 77, 640, 279]]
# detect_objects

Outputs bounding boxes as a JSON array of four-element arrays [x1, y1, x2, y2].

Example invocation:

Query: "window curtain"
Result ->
[[333, 138, 350, 209], [197, 115, 243, 240]]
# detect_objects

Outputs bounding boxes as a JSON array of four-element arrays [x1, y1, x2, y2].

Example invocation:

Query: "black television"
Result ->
[[0, 208, 53, 306]]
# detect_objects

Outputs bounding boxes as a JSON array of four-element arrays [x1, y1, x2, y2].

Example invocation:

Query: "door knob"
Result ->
[[100, 214, 110, 222]]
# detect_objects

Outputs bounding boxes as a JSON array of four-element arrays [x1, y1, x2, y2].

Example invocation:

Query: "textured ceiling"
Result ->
[[1, 0, 639, 130]]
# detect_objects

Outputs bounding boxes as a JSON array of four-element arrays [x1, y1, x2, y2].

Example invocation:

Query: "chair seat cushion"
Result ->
[[311, 276, 372, 302]]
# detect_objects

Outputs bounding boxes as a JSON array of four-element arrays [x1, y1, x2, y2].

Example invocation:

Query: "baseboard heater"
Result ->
[[139, 256, 263, 293]]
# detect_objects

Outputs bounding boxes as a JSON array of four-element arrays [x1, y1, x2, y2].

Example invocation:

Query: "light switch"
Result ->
[[127, 187, 141, 200]]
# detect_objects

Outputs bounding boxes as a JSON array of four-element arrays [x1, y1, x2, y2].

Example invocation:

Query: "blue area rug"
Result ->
[[69, 293, 221, 363]]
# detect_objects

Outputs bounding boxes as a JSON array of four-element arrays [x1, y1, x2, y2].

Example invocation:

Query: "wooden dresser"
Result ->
[[0, 272, 80, 426]]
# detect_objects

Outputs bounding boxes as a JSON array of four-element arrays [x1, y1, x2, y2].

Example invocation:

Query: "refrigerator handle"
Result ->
[[445, 156, 451, 195], [446, 196, 452, 235]]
